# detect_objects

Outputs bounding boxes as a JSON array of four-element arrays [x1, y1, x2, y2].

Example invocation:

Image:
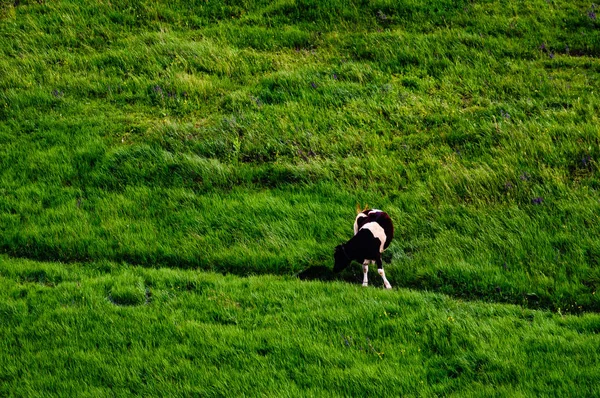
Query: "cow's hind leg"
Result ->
[[362, 261, 369, 287], [376, 257, 392, 289], [378, 268, 392, 289]]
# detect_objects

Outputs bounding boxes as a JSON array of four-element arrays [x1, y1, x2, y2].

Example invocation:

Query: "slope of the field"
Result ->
[[1, 1, 600, 394], [3, 0, 599, 312], [1, 255, 599, 396]]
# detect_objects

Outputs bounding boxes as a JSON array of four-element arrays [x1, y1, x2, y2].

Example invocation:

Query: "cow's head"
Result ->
[[333, 244, 352, 273]]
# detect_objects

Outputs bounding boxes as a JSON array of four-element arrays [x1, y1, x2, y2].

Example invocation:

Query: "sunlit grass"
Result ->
[[1, 0, 600, 394], [1, 0, 599, 311], [1, 256, 599, 396]]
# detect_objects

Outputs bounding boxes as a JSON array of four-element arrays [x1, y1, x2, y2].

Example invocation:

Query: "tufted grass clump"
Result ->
[[108, 273, 148, 306]]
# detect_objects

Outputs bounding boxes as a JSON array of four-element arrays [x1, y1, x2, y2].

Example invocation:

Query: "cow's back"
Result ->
[[354, 209, 394, 250]]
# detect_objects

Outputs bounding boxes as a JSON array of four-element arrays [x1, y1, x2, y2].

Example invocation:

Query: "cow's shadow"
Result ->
[[296, 263, 385, 287], [296, 265, 335, 281]]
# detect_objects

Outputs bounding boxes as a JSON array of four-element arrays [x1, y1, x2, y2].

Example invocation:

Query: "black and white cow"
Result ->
[[333, 208, 394, 289]]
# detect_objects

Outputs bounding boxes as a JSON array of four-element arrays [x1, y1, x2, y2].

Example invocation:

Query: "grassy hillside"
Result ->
[[2, 0, 599, 312], [1, 0, 600, 394], [1, 255, 599, 396]]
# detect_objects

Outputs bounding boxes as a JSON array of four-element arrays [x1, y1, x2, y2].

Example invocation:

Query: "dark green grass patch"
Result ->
[[1, 256, 599, 396]]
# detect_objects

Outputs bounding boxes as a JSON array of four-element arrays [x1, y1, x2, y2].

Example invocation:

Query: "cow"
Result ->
[[333, 207, 394, 289]]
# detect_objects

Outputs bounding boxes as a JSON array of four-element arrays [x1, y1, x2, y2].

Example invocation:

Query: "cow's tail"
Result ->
[[356, 203, 369, 214]]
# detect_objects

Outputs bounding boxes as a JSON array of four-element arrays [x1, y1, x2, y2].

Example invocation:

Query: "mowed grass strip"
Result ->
[[1, 0, 599, 312], [1, 256, 599, 397]]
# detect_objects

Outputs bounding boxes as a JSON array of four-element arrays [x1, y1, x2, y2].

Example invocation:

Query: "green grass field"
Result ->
[[2, 256, 600, 396], [1, 0, 600, 395]]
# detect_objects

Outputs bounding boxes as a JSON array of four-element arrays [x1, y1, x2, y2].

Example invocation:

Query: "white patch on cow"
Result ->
[[368, 209, 382, 214], [360, 222, 387, 253], [354, 213, 367, 235]]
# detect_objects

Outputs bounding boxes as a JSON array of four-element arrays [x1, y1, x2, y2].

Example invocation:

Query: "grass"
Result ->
[[1, 0, 600, 395], [2, 255, 600, 397], [2, 0, 599, 312]]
